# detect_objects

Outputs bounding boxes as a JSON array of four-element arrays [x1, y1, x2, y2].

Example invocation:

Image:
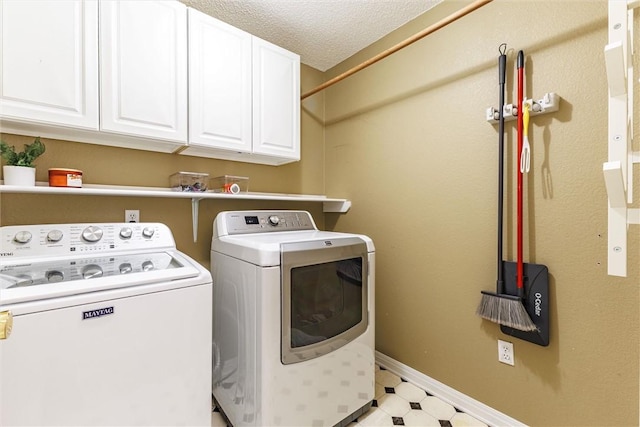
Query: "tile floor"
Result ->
[[211, 364, 489, 427]]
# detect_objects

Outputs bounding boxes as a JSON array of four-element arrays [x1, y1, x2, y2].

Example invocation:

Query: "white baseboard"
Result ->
[[375, 351, 527, 427]]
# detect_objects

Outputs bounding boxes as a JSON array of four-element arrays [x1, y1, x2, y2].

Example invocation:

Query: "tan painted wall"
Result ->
[[0, 64, 326, 266], [319, 0, 639, 425]]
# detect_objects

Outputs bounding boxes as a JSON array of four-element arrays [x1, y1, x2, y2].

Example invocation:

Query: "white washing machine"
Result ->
[[211, 210, 375, 427], [0, 222, 212, 426]]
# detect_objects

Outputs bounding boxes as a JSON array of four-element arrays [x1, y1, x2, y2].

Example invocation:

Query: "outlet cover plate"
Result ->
[[125, 210, 140, 223], [498, 339, 514, 366]]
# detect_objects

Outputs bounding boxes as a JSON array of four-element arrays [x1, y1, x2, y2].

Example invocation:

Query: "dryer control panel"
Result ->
[[216, 211, 317, 236]]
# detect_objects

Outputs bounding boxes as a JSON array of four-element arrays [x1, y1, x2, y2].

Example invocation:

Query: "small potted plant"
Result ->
[[1, 137, 46, 186]]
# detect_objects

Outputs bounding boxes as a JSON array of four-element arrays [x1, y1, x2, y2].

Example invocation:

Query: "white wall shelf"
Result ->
[[0, 183, 352, 241]]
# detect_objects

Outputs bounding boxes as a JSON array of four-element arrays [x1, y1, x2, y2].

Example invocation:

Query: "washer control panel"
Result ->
[[0, 251, 178, 288], [0, 223, 174, 259], [219, 211, 317, 235]]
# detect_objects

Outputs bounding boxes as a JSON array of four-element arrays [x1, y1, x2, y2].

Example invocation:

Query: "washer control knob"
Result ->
[[142, 227, 155, 238], [119, 227, 133, 239], [268, 215, 280, 226], [142, 261, 154, 272], [82, 264, 103, 279], [119, 263, 133, 274], [81, 226, 103, 243], [13, 231, 32, 244], [15, 274, 33, 287], [47, 229, 63, 243], [46, 270, 64, 283]]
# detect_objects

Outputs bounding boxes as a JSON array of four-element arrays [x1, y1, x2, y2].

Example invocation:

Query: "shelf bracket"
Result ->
[[323, 200, 352, 213], [191, 197, 202, 242], [603, 0, 636, 277]]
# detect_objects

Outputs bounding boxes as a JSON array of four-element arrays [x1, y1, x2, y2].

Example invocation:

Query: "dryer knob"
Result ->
[[142, 261, 154, 272], [119, 263, 133, 274], [268, 215, 280, 226], [82, 226, 103, 243]]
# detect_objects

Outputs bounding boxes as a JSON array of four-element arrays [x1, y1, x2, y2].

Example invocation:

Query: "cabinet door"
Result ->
[[188, 8, 252, 153], [252, 37, 300, 161], [0, 0, 98, 129], [100, 1, 187, 143]]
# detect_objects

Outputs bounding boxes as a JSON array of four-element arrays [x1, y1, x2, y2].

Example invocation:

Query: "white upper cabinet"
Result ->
[[183, 9, 300, 166], [0, 0, 99, 129], [100, 1, 188, 143], [187, 8, 252, 153], [0, 1, 298, 164], [252, 37, 300, 162]]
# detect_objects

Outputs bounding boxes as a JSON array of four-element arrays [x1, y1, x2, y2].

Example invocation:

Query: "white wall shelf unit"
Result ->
[[602, 0, 638, 277], [0, 183, 352, 242]]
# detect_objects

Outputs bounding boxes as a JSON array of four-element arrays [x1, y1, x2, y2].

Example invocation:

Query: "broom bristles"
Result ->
[[476, 292, 538, 332]]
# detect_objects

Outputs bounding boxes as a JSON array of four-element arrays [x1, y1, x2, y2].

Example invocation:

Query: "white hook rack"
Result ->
[[602, 0, 638, 277], [485, 92, 560, 123]]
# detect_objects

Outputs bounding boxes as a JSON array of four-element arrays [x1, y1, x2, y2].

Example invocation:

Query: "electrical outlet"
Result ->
[[498, 339, 514, 366], [125, 210, 140, 223]]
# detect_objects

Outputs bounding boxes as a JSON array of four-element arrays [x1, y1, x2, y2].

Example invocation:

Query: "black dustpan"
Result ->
[[501, 261, 549, 346]]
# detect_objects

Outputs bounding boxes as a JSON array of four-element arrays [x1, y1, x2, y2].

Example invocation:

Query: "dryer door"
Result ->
[[281, 237, 368, 364]]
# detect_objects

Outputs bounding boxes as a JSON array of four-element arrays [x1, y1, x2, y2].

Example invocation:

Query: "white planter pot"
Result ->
[[3, 165, 36, 186]]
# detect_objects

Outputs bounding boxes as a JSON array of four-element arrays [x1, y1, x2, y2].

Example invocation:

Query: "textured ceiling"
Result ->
[[180, 0, 443, 71]]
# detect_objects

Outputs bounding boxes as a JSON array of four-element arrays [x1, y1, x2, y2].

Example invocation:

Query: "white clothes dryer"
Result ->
[[211, 210, 375, 427]]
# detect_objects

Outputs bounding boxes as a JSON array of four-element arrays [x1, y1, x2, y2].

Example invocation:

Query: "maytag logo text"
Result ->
[[83, 307, 114, 320]]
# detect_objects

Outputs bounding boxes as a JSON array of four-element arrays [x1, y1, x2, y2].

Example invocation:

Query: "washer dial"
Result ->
[[142, 227, 155, 238], [13, 231, 32, 244], [119, 263, 133, 274], [119, 227, 133, 239], [46, 270, 64, 282], [47, 229, 64, 243], [82, 264, 103, 279], [81, 226, 103, 243]]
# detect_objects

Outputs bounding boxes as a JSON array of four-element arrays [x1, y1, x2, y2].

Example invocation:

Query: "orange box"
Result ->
[[49, 168, 83, 188]]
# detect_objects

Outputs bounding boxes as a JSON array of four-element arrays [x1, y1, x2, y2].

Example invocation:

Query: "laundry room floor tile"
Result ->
[[350, 366, 489, 427], [210, 364, 488, 427], [211, 405, 227, 427]]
